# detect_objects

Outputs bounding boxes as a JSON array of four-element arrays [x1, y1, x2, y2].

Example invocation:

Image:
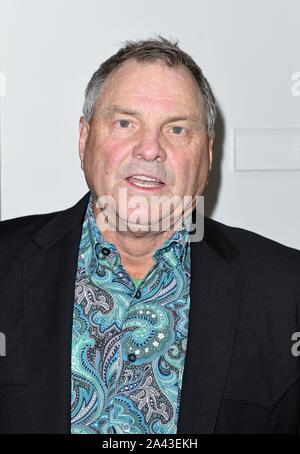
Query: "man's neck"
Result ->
[[91, 200, 177, 280], [105, 229, 176, 279]]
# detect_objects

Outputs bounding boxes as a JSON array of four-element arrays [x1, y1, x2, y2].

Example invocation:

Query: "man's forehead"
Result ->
[[95, 62, 204, 119], [100, 59, 202, 100]]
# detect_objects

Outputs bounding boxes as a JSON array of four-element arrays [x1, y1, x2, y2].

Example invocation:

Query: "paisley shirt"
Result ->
[[71, 194, 191, 434]]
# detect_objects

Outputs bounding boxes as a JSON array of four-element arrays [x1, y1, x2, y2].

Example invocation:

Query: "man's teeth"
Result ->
[[131, 175, 161, 182], [129, 175, 163, 187]]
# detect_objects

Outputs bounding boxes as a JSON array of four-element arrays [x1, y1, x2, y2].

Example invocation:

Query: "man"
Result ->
[[0, 37, 300, 435]]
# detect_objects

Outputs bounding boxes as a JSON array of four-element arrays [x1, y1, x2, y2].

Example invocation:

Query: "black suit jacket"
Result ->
[[1, 191, 300, 434]]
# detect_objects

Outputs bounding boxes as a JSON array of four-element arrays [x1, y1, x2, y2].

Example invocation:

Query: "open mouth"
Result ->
[[126, 175, 165, 189]]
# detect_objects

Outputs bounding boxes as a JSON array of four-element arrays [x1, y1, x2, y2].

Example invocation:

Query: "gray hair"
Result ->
[[83, 36, 217, 138]]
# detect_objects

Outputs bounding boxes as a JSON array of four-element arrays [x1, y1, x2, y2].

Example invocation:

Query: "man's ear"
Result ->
[[208, 137, 214, 172], [79, 116, 90, 170]]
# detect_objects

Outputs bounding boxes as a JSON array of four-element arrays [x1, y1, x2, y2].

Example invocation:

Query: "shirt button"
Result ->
[[101, 247, 111, 256], [127, 353, 137, 362], [135, 290, 141, 299], [122, 423, 131, 433]]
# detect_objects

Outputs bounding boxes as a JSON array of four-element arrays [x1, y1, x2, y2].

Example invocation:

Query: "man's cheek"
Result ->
[[175, 159, 190, 185], [104, 140, 128, 164]]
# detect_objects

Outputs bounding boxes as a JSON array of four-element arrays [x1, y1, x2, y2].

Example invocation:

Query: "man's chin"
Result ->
[[118, 218, 168, 234]]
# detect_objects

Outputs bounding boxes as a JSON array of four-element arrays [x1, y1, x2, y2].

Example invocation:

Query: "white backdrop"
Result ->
[[0, 0, 299, 249]]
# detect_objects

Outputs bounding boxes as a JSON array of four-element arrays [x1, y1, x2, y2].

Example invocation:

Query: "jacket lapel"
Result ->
[[177, 218, 243, 434], [24, 192, 91, 433], [24, 191, 243, 434]]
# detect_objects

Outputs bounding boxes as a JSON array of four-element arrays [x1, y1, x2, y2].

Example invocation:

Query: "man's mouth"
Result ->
[[126, 174, 165, 189]]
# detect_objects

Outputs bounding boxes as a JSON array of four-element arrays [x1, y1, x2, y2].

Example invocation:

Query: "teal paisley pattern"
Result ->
[[71, 194, 191, 434]]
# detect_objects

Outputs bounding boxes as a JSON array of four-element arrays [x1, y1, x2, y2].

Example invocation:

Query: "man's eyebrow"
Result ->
[[101, 106, 201, 125], [163, 114, 200, 124]]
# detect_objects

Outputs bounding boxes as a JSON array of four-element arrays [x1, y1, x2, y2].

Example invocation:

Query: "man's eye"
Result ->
[[171, 126, 185, 135], [116, 119, 131, 128]]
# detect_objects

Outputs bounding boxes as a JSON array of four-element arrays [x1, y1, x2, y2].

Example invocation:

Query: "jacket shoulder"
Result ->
[[0, 211, 60, 240], [206, 216, 300, 271], [0, 210, 62, 261], [0, 192, 90, 264]]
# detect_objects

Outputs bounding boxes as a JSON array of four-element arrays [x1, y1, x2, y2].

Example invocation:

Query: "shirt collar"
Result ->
[[83, 193, 190, 273]]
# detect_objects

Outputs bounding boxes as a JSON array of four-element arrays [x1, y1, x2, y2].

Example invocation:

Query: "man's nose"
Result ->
[[132, 130, 166, 162]]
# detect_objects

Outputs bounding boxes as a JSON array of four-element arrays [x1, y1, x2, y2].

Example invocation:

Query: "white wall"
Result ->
[[0, 0, 299, 248]]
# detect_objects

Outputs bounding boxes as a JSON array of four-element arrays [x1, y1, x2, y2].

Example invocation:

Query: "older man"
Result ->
[[0, 37, 300, 435]]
